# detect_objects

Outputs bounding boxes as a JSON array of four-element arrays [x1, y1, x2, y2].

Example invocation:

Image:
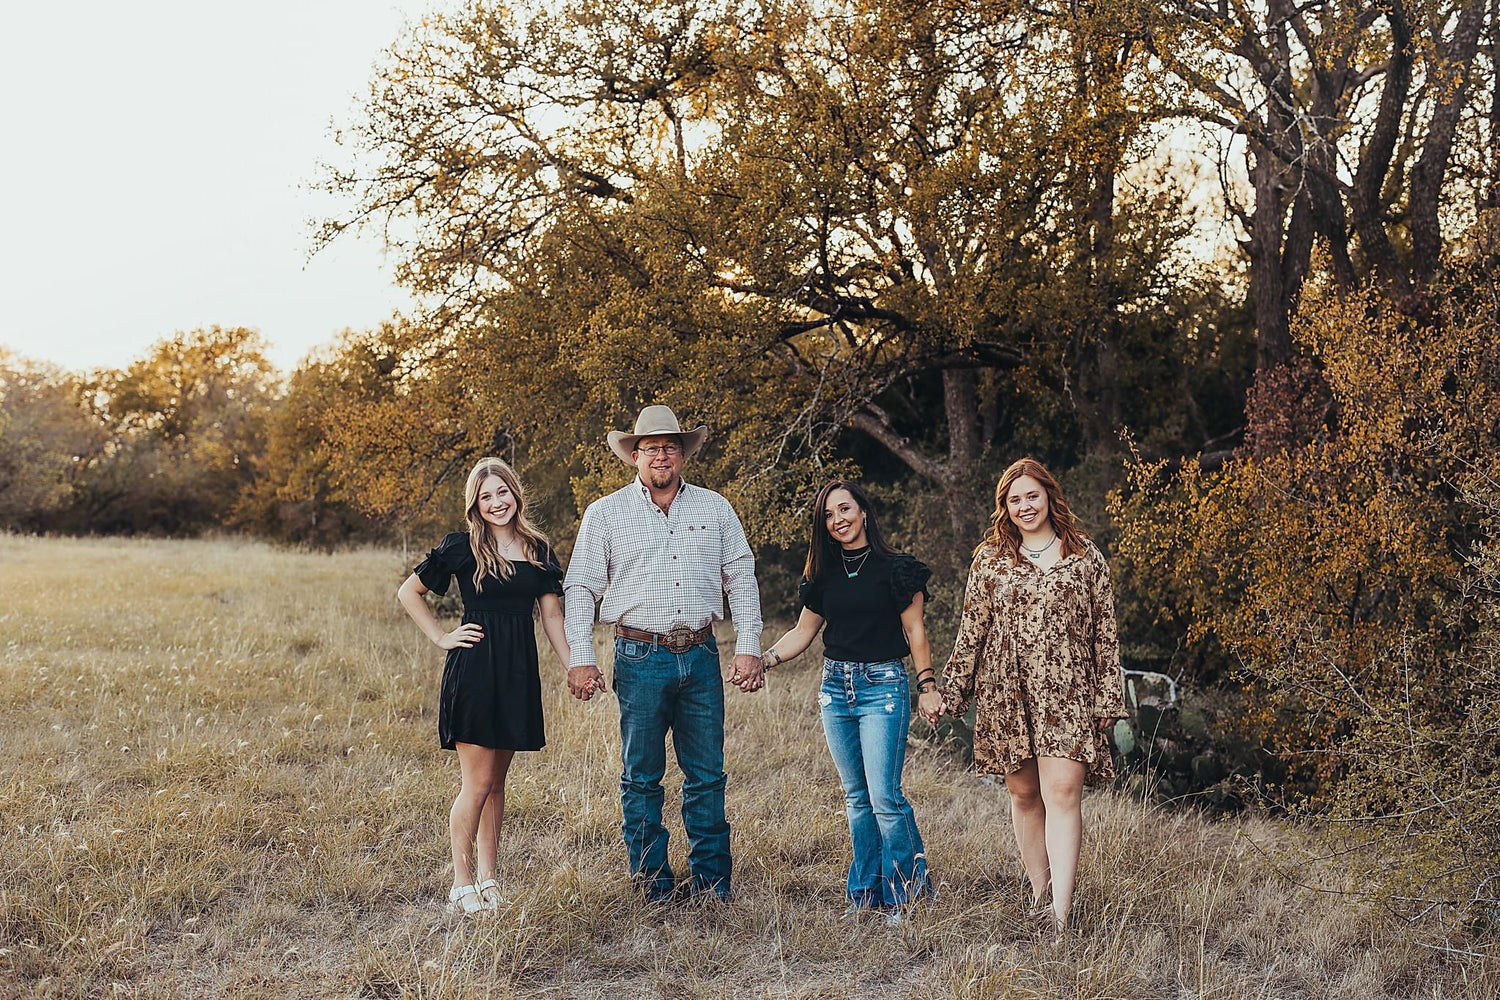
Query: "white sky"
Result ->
[[0, 1, 452, 374]]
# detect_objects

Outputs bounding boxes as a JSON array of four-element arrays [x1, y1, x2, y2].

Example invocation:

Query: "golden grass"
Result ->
[[0, 534, 1494, 999]]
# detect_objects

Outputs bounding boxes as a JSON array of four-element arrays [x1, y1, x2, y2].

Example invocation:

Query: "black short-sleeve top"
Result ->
[[799, 550, 931, 662], [414, 532, 565, 614]]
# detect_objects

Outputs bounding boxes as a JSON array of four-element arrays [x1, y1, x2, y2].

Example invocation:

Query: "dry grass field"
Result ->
[[0, 535, 1495, 999]]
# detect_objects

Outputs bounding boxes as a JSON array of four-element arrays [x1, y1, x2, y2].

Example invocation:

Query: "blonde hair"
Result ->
[[976, 457, 1087, 564], [463, 458, 550, 590]]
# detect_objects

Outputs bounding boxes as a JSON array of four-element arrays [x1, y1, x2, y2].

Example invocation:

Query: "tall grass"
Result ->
[[0, 535, 1493, 998]]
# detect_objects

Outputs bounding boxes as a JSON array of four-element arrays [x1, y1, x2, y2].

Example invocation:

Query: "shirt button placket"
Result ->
[[669, 523, 682, 615], [670, 517, 685, 687]]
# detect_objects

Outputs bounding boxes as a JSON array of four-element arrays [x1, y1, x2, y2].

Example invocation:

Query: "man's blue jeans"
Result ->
[[613, 635, 731, 900], [819, 658, 931, 907]]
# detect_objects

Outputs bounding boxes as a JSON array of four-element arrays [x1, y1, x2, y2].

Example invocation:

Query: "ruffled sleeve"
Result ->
[[889, 553, 931, 611], [535, 541, 565, 597], [798, 576, 824, 616], [413, 532, 467, 595]]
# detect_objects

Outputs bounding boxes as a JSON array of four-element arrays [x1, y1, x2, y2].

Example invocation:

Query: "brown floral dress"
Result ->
[[939, 538, 1127, 785]]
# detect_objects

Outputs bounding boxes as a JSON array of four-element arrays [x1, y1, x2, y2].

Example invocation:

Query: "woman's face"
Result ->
[[475, 475, 517, 529], [823, 488, 868, 549], [1005, 474, 1051, 534]]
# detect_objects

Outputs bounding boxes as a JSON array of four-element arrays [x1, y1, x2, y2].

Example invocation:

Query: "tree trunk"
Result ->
[[1409, 0, 1488, 283], [941, 368, 987, 546], [850, 369, 992, 562], [1247, 139, 1299, 373]]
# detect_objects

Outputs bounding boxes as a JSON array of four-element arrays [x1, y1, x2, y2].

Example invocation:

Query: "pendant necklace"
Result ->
[[494, 531, 522, 562], [1020, 534, 1058, 562], [841, 548, 872, 578]]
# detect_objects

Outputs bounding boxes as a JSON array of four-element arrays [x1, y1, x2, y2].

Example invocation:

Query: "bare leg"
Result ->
[[1004, 759, 1050, 907], [1036, 756, 1086, 927], [474, 750, 514, 885], [450, 743, 501, 889]]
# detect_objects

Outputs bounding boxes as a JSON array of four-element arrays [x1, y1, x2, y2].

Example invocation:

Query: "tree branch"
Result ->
[[849, 404, 950, 484]]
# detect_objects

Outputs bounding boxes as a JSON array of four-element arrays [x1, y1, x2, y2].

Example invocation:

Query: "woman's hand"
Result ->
[[918, 690, 945, 725], [436, 623, 483, 650], [568, 665, 606, 700]]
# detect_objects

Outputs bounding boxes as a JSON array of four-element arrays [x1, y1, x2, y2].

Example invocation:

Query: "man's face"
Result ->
[[633, 434, 685, 490]]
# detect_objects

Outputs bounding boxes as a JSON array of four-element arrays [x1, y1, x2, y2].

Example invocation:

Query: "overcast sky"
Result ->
[[0, 1, 453, 374]]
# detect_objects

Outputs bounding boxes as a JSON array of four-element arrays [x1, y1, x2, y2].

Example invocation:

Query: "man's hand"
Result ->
[[729, 653, 766, 693], [568, 664, 606, 701]]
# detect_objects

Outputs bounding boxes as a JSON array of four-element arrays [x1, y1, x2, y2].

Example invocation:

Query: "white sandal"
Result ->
[[476, 878, 505, 910], [446, 883, 484, 915]]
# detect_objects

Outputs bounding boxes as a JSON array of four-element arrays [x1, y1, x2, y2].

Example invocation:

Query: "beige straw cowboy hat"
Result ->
[[607, 405, 708, 465]]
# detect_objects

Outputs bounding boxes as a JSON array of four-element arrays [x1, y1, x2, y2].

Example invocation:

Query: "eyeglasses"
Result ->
[[638, 444, 682, 457]]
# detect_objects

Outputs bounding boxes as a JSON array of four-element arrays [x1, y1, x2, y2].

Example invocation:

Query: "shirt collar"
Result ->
[[634, 475, 689, 503]]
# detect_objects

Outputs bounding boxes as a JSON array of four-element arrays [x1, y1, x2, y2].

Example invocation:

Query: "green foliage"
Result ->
[[1110, 238, 1500, 920], [1109, 677, 1293, 813], [78, 327, 278, 535], [0, 329, 279, 537], [231, 330, 398, 548], [0, 351, 103, 531], [318, 0, 1230, 579]]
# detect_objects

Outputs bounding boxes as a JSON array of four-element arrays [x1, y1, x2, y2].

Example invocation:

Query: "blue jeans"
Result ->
[[820, 658, 931, 907], [613, 635, 730, 900]]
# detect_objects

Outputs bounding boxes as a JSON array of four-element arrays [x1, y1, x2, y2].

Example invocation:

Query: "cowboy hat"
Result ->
[[607, 404, 708, 465]]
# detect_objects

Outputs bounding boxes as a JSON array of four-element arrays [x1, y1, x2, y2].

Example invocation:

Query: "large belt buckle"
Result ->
[[663, 624, 696, 653]]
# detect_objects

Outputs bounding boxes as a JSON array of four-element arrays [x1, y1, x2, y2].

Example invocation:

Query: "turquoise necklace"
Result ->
[[841, 547, 871, 578], [1021, 534, 1058, 561]]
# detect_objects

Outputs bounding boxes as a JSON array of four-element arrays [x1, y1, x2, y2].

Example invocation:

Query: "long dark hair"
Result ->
[[802, 480, 897, 583]]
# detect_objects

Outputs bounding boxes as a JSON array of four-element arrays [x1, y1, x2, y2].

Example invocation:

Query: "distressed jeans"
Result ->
[[819, 658, 932, 907], [613, 635, 731, 900]]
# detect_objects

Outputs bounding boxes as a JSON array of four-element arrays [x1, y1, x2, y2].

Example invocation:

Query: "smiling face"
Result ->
[[1005, 474, 1052, 536], [474, 474, 517, 530], [823, 487, 869, 549], [633, 434, 684, 491]]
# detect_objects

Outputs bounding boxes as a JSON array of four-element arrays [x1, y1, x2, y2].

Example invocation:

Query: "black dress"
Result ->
[[414, 532, 564, 751]]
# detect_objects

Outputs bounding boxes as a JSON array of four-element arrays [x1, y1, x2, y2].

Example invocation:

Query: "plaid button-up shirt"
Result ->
[[563, 477, 763, 667]]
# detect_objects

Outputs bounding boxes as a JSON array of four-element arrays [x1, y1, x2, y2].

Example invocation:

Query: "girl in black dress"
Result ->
[[397, 457, 570, 914]]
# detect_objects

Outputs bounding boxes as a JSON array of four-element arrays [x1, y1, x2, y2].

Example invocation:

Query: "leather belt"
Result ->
[[614, 622, 713, 654]]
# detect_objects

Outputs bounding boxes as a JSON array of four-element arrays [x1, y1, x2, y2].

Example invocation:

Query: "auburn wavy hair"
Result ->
[[463, 457, 550, 591], [976, 457, 1087, 564]]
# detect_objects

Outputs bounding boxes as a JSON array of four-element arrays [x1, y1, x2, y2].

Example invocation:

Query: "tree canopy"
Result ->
[[320, 0, 1243, 564]]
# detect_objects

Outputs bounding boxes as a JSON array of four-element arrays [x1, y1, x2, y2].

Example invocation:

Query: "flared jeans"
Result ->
[[819, 658, 931, 907]]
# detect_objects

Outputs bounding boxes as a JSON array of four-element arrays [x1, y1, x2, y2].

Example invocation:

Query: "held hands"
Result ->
[[568, 665, 607, 701], [436, 623, 483, 650], [729, 653, 766, 693], [917, 689, 946, 725]]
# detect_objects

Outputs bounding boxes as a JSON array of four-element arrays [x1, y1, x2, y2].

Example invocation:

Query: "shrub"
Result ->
[[1110, 245, 1500, 924]]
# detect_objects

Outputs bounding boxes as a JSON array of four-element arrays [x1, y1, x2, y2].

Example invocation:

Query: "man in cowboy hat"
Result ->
[[563, 404, 765, 903]]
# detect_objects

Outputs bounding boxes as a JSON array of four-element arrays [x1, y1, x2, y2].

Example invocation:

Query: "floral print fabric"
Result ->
[[939, 539, 1127, 785]]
